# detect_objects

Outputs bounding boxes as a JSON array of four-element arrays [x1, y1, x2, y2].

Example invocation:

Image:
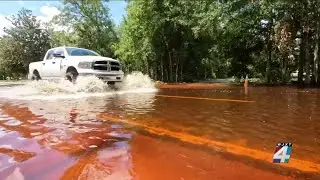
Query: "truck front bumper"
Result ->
[[78, 69, 124, 82]]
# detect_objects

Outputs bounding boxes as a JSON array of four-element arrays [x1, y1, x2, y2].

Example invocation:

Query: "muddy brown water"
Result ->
[[0, 83, 320, 179]]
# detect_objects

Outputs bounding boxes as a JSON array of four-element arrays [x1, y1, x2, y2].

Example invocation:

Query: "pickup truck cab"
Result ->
[[28, 47, 124, 84]]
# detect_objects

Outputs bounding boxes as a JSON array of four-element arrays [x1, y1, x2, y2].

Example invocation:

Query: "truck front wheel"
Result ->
[[66, 70, 78, 83], [31, 70, 41, 81]]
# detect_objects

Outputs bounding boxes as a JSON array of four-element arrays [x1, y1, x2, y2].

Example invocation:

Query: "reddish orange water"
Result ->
[[0, 84, 320, 179]]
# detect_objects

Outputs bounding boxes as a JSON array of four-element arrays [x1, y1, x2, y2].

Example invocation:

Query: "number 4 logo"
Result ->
[[273, 146, 291, 163]]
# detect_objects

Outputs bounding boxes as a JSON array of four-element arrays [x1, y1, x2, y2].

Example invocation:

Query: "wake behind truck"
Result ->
[[28, 47, 124, 84]]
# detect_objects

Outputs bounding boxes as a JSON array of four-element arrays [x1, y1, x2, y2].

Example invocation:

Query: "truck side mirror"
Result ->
[[53, 53, 65, 58]]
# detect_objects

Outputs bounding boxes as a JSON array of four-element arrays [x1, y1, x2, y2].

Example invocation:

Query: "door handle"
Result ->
[[42, 63, 45, 65], [52, 62, 56, 64]]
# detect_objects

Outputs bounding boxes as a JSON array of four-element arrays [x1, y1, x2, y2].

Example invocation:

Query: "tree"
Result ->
[[1, 0, 320, 85], [115, 0, 225, 82], [0, 8, 51, 78], [48, 30, 78, 47], [56, 0, 118, 57]]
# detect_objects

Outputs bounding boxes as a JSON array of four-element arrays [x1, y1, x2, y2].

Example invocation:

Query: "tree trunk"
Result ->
[[305, 33, 311, 85], [204, 68, 207, 80], [265, 19, 273, 84], [153, 66, 157, 81], [146, 60, 150, 77], [281, 57, 287, 84], [315, 16, 320, 85], [313, 41, 318, 84], [180, 64, 183, 82], [211, 66, 215, 79], [168, 51, 173, 82], [175, 64, 178, 82], [165, 69, 168, 82], [175, 55, 179, 82], [317, 1, 320, 86], [266, 45, 272, 84], [298, 33, 306, 87], [161, 59, 164, 81]]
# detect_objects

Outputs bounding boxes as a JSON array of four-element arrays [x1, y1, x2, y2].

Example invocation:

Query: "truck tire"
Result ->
[[66, 71, 78, 83], [31, 71, 41, 81]]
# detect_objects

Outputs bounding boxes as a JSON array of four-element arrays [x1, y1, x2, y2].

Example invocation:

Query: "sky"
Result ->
[[0, 0, 128, 36]]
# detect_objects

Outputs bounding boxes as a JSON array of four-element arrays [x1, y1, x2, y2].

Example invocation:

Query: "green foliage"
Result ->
[[56, 0, 118, 57], [49, 30, 78, 47], [114, 0, 226, 82], [0, 9, 51, 79], [0, 0, 319, 85], [114, 0, 320, 84]]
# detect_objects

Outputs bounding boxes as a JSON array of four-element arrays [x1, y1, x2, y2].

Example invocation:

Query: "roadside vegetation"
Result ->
[[0, 0, 319, 86]]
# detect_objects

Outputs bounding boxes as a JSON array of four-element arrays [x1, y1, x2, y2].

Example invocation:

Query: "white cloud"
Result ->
[[0, 6, 67, 37], [38, 6, 60, 22], [37, 6, 68, 32], [0, 15, 12, 36], [36, 6, 60, 27]]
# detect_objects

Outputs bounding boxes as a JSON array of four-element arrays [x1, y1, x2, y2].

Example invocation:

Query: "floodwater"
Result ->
[[0, 73, 319, 180]]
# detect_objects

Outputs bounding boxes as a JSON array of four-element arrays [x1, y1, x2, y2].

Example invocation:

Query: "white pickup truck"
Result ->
[[28, 47, 124, 84]]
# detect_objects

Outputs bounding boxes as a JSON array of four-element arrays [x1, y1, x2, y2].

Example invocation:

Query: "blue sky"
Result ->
[[0, 0, 128, 35]]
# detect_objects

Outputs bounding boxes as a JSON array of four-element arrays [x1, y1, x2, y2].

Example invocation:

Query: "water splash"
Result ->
[[28, 76, 108, 94], [0, 72, 157, 100], [117, 71, 155, 90]]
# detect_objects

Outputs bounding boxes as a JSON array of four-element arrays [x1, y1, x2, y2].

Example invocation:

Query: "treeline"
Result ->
[[0, 0, 117, 79], [0, 9, 51, 79], [1, 0, 320, 86]]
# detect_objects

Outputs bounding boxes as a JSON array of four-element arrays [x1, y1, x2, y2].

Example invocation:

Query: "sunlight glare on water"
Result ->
[[0, 72, 157, 100]]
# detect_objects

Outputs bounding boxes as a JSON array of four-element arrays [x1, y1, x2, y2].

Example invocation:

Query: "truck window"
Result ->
[[54, 49, 65, 56], [46, 50, 54, 60], [66, 48, 99, 56], [46, 49, 65, 60]]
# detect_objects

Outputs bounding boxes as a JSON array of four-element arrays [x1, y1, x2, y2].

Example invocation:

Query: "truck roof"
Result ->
[[49, 46, 88, 50]]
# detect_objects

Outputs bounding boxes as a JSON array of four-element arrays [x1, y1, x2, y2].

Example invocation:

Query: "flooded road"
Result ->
[[0, 74, 319, 179]]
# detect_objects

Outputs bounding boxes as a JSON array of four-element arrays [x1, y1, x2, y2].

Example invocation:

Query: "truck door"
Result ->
[[50, 48, 65, 77], [41, 49, 54, 77]]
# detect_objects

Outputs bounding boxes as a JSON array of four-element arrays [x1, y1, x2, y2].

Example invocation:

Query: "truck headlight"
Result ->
[[78, 62, 93, 69]]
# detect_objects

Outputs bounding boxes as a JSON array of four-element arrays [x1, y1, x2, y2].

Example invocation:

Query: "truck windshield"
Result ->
[[66, 48, 100, 56]]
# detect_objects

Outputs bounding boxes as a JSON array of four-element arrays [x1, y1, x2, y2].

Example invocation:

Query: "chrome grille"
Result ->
[[93, 60, 121, 71]]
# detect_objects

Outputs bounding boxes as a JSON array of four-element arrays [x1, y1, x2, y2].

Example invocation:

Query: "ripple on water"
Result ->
[[108, 131, 132, 139], [89, 145, 98, 149], [30, 132, 43, 136], [0, 116, 9, 121], [27, 120, 41, 124], [98, 141, 130, 160], [3, 119, 23, 126], [0, 144, 13, 149], [88, 136, 102, 140], [0, 116, 16, 121], [67, 139, 80, 145], [28, 125, 44, 130]]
